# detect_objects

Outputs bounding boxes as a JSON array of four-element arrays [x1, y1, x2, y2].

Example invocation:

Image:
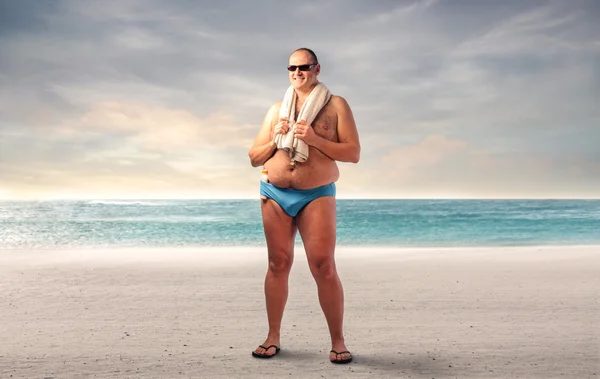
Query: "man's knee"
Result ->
[[308, 256, 337, 280], [268, 251, 293, 275]]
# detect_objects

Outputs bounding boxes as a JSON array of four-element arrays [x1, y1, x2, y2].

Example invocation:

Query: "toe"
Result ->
[[254, 346, 266, 355], [330, 350, 352, 362], [255, 344, 278, 357]]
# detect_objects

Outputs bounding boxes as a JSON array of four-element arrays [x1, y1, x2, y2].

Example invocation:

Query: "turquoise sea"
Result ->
[[0, 199, 599, 249]]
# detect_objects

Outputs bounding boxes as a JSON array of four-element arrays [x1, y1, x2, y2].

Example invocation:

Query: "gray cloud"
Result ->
[[0, 0, 598, 198]]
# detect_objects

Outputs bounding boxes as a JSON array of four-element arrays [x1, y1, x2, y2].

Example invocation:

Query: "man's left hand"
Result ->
[[294, 120, 318, 146]]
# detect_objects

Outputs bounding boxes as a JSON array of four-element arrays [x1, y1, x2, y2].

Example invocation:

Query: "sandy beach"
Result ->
[[1, 246, 598, 379]]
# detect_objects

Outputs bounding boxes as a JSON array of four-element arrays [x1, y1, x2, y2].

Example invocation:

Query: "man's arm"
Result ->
[[248, 102, 279, 167], [310, 96, 360, 163]]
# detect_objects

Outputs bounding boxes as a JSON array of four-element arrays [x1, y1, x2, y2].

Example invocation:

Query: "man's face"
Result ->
[[288, 51, 320, 90]]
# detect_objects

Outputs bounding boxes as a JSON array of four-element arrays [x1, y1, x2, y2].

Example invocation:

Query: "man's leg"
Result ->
[[296, 196, 351, 363], [253, 198, 297, 357]]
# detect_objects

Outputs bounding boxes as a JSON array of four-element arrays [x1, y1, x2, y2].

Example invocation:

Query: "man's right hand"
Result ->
[[272, 118, 290, 139]]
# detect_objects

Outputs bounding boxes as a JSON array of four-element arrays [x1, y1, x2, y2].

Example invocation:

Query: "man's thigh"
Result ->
[[296, 196, 336, 258], [261, 198, 297, 256]]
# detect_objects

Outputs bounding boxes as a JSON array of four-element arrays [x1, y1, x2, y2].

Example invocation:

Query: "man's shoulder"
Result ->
[[268, 100, 283, 111], [265, 101, 283, 121], [328, 95, 352, 112]]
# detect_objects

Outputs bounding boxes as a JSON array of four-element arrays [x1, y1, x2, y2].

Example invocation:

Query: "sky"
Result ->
[[0, 0, 599, 200]]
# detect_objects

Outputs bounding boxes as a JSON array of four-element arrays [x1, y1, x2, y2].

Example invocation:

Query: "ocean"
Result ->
[[0, 199, 598, 249]]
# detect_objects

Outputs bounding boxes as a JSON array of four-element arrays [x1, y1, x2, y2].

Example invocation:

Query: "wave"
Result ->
[[72, 215, 230, 223], [87, 200, 173, 206]]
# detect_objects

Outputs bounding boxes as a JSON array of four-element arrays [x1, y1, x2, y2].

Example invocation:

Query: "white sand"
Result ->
[[1, 246, 599, 379]]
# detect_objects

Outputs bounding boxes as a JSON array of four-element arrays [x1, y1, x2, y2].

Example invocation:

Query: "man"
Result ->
[[247, 47, 360, 364]]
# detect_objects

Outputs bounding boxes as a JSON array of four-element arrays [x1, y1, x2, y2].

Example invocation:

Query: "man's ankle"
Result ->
[[331, 337, 346, 345], [266, 332, 281, 340]]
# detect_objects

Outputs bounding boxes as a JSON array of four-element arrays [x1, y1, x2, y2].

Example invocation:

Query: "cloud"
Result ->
[[369, 0, 439, 24], [75, 101, 255, 151], [0, 99, 261, 199], [338, 133, 600, 198], [453, 3, 598, 59], [0, 0, 598, 199], [381, 134, 468, 174]]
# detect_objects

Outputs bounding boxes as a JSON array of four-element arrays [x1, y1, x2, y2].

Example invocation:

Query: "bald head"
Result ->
[[291, 47, 319, 65]]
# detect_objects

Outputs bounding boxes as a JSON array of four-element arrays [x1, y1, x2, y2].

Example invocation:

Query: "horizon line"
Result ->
[[1, 196, 599, 201]]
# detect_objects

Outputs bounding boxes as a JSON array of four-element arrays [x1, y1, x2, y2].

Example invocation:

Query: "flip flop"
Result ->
[[330, 349, 353, 364], [252, 344, 281, 359]]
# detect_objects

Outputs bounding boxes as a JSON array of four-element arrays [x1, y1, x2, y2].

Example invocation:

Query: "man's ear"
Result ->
[[316, 64, 321, 74]]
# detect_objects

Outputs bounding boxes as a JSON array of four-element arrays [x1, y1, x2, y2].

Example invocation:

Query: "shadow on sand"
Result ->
[[348, 352, 464, 377]]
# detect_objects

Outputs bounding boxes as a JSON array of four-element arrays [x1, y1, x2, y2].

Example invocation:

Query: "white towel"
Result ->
[[274, 82, 332, 163]]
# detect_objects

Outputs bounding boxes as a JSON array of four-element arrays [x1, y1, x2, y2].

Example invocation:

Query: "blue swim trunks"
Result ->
[[260, 181, 336, 217]]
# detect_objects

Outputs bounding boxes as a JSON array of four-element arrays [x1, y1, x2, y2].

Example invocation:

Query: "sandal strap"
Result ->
[[330, 349, 351, 355]]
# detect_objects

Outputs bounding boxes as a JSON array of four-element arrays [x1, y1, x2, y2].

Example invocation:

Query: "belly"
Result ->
[[263, 148, 339, 189]]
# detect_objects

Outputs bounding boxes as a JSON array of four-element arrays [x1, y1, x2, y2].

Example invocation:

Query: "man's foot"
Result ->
[[252, 343, 281, 359], [329, 342, 352, 364], [330, 349, 352, 364]]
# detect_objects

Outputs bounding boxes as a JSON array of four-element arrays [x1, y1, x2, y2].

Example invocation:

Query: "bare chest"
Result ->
[[295, 105, 338, 142]]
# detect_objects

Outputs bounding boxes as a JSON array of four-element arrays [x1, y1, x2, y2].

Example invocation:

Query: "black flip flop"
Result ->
[[330, 349, 353, 364], [252, 344, 281, 358]]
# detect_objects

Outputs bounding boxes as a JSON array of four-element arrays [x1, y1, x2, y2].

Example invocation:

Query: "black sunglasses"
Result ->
[[287, 64, 317, 72]]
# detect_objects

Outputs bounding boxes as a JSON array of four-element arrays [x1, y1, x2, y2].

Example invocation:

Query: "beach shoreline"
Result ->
[[1, 245, 598, 378]]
